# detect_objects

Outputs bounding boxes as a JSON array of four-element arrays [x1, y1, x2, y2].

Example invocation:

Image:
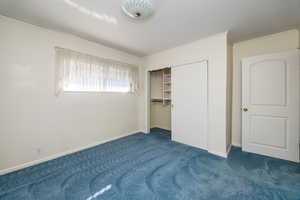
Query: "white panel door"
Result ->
[[171, 61, 208, 150], [242, 51, 300, 162]]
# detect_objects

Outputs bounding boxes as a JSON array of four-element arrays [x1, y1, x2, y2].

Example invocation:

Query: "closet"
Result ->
[[149, 61, 208, 150], [150, 68, 172, 131]]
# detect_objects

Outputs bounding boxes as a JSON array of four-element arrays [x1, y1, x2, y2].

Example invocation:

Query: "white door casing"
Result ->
[[242, 51, 300, 162], [171, 61, 208, 150]]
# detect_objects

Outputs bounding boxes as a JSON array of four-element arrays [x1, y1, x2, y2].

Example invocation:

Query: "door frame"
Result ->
[[144, 66, 170, 133], [144, 60, 209, 151]]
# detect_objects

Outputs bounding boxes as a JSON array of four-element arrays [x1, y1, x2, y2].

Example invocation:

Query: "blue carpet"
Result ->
[[0, 128, 300, 200]]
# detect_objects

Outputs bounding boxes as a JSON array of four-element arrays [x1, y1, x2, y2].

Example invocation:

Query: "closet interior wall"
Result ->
[[150, 69, 172, 131]]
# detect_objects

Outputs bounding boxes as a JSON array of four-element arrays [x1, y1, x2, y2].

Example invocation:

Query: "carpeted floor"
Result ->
[[0, 128, 300, 200]]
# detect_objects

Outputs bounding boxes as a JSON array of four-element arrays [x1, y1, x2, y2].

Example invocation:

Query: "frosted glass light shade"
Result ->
[[121, 0, 154, 20]]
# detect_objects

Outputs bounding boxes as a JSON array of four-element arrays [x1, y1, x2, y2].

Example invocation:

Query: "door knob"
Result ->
[[243, 108, 248, 112]]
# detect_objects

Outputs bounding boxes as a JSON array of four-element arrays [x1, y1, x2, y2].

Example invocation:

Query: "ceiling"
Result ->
[[0, 0, 300, 57]]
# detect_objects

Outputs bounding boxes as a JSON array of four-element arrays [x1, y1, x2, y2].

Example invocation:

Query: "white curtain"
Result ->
[[55, 47, 139, 95]]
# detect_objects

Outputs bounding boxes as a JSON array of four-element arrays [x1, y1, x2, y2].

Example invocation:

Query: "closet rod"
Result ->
[[148, 60, 207, 72]]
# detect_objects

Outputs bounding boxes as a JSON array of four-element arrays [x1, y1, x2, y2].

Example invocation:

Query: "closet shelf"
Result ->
[[150, 67, 171, 105], [151, 98, 164, 103]]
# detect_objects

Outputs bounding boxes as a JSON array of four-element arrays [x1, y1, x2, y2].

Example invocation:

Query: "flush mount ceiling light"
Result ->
[[121, 0, 154, 20]]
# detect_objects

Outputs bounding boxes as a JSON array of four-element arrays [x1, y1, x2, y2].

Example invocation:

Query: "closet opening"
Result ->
[[149, 67, 172, 135]]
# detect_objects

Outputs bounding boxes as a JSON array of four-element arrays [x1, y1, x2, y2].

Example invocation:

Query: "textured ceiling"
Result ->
[[0, 0, 300, 56]]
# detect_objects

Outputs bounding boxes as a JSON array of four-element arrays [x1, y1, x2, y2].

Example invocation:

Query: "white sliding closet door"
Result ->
[[171, 61, 208, 150]]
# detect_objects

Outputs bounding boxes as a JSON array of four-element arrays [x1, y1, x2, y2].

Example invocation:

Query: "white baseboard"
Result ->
[[209, 144, 232, 159], [232, 142, 242, 148], [208, 150, 228, 158], [227, 144, 232, 155], [150, 125, 171, 131], [0, 130, 141, 176]]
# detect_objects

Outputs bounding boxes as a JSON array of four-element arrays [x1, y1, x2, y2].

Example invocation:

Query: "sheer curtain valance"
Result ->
[[55, 47, 139, 95]]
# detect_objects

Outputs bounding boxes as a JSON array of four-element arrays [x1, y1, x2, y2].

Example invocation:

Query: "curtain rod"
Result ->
[[54, 46, 139, 68]]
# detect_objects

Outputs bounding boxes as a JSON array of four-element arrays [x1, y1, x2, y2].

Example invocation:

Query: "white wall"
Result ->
[[0, 15, 143, 172], [150, 70, 163, 99], [143, 32, 230, 157], [151, 103, 171, 130], [232, 29, 300, 147], [298, 27, 300, 48], [226, 41, 233, 151]]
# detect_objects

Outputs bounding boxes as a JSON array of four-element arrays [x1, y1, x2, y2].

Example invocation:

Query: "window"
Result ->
[[55, 47, 139, 95]]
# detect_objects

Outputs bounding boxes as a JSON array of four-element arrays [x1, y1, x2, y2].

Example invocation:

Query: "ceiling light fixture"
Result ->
[[121, 0, 154, 20]]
